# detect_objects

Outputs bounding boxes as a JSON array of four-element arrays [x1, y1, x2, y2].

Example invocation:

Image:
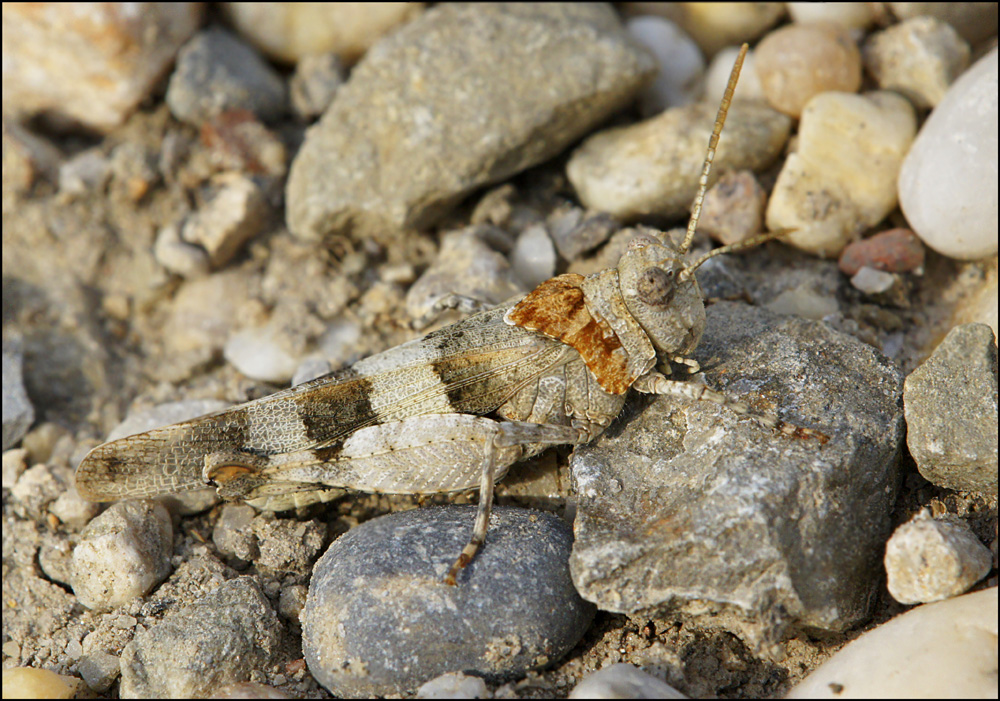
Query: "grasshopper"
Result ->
[[76, 45, 823, 585]]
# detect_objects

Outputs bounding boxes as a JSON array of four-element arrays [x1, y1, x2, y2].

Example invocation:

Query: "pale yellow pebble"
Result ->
[[1, 667, 81, 699]]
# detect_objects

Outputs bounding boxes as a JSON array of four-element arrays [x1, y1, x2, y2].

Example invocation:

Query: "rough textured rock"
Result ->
[[570, 303, 905, 641], [2, 336, 34, 451], [286, 3, 655, 242], [302, 505, 594, 698], [119, 577, 283, 698], [903, 323, 998, 494]]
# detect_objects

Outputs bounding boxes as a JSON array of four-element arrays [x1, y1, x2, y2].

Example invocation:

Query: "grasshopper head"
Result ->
[[617, 232, 706, 358]]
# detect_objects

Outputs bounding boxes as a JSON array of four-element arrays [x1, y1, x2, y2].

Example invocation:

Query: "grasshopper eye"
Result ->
[[637, 267, 676, 306]]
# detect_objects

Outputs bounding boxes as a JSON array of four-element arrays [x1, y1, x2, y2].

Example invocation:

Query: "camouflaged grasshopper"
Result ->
[[76, 45, 823, 585]]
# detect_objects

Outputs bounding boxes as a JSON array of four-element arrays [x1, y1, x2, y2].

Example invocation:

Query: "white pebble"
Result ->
[[787, 587, 998, 698], [898, 48, 998, 260], [786, 3, 876, 31], [850, 266, 896, 294], [510, 224, 557, 289], [569, 663, 686, 699], [224, 324, 301, 384], [703, 45, 764, 105], [415, 672, 489, 699], [885, 512, 992, 604], [626, 16, 705, 114], [767, 91, 916, 257], [70, 500, 173, 611]]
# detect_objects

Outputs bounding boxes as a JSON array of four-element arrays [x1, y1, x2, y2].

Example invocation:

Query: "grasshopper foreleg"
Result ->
[[633, 371, 828, 443]]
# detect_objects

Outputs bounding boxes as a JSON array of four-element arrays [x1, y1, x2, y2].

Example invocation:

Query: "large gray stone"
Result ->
[[569, 303, 905, 643], [286, 3, 655, 241]]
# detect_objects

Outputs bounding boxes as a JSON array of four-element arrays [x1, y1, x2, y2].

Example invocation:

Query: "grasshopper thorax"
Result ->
[[617, 233, 706, 359]]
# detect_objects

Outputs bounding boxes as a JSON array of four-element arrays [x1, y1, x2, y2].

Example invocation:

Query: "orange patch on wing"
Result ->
[[507, 274, 633, 394]]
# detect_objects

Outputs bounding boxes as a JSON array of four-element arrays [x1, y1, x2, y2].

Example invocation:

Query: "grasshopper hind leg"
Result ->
[[444, 420, 588, 586]]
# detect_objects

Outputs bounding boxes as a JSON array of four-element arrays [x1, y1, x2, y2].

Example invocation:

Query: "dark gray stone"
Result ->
[[286, 3, 655, 241], [570, 303, 905, 643], [2, 336, 34, 451], [302, 505, 594, 698], [903, 323, 998, 494], [167, 28, 287, 125], [119, 577, 283, 698]]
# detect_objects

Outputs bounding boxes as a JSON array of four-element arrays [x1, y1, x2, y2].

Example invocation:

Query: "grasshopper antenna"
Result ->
[[678, 42, 748, 256], [679, 228, 796, 281]]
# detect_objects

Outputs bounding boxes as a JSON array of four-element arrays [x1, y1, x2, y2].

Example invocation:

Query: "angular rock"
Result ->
[[570, 303, 905, 641], [302, 505, 594, 697], [119, 577, 283, 698], [903, 323, 998, 494], [2, 336, 34, 451], [568, 101, 789, 221], [286, 3, 656, 241]]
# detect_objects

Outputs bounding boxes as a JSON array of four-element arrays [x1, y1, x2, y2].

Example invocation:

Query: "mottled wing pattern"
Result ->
[[75, 307, 571, 501]]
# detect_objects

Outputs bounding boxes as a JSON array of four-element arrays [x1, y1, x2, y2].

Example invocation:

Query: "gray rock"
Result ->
[[70, 500, 174, 611], [904, 323, 998, 493], [286, 3, 655, 241], [119, 577, 283, 698], [549, 210, 621, 262], [570, 303, 905, 641], [569, 663, 686, 699], [77, 650, 121, 694], [884, 512, 992, 604], [290, 53, 345, 120], [2, 336, 34, 451], [302, 505, 594, 697], [167, 28, 287, 126]]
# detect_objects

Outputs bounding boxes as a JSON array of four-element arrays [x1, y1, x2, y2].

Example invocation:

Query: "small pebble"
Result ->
[[626, 16, 704, 114], [251, 515, 327, 577], [863, 17, 970, 109], [510, 224, 557, 289], [58, 148, 111, 198], [200, 110, 288, 177], [2, 336, 34, 451], [637, 3, 785, 57], [76, 650, 121, 694], [786, 587, 998, 698], [785, 2, 876, 31], [765, 284, 840, 321], [290, 53, 345, 120], [838, 228, 925, 276], [898, 48, 998, 261], [213, 503, 259, 564], [767, 91, 916, 257], [10, 463, 64, 519], [416, 672, 490, 699], [697, 170, 766, 246], [154, 223, 211, 278], [224, 323, 302, 384], [568, 101, 790, 220], [167, 28, 287, 125], [119, 577, 283, 698], [850, 266, 897, 295], [703, 45, 765, 104], [569, 663, 686, 699], [887, 2, 999, 45], [548, 210, 620, 262], [903, 323, 998, 493], [0, 667, 82, 699], [109, 141, 157, 201], [181, 173, 269, 268], [302, 505, 594, 697], [755, 22, 863, 118], [277, 584, 309, 622], [885, 512, 992, 604], [70, 500, 173, 611], [222, 3, 425, 64]]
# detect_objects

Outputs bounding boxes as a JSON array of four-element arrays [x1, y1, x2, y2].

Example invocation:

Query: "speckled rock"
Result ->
[[569, 663, 686, 699], [863, 16, 970, 109], [570, 303, 905, 640], [166, 28, 287, 126], [1, 3, 201, 131], [903, 323, 998, 494], [286, 3, 656, 242], [567, 101, 790, 221], [767, 91, 916, 258], [755, 22, 862, 118], [302, 505, 594, 698], [697, 170, 767, 246], [898, 48, 998, 261], [885, 512, 992, 604], [222, 2, 424, 64], [70, 500, 173, 611], [119, 577, 283, 698], [786, 587, 998, 698]]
